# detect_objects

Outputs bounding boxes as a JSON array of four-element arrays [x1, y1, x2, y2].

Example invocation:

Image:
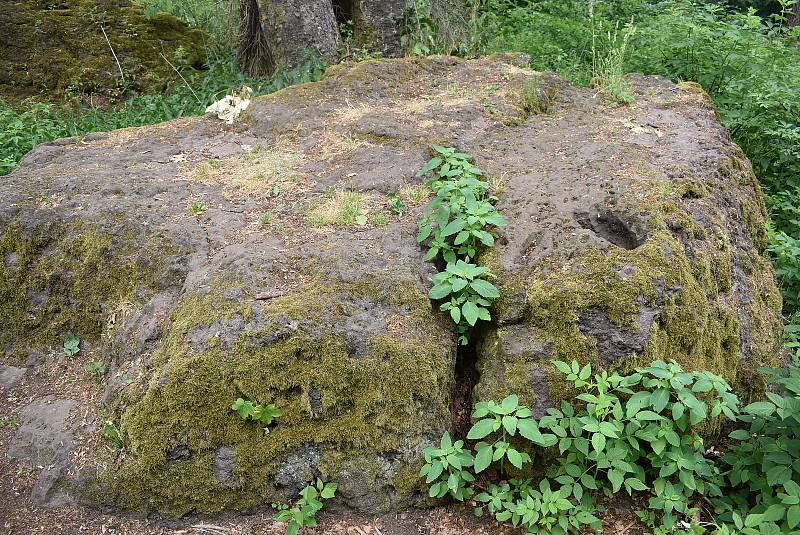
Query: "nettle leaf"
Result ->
[[442, 218, 466, 236], [470, 279, 500, 298], [417, 157, 444, 176], [468, 418, 497, 440], [428, 283, 452, 300], [474, 444, 493, 473], [462, 301, 480, 326]]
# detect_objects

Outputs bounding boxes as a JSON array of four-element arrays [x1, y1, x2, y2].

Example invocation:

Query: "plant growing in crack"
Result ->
[[416, 145, 506, 344], [428, 260, 500, 345]]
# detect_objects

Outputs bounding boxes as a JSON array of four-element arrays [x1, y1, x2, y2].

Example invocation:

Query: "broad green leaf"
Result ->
[[474, 445, 493, 473], [417, 157, 443, 176], [428, 283, 452, 300], [470, 279, 500, 299], [506, 448, 524, 469], [462, 301, 480, 326], [467, 418, 496, 440], [441, 218, 466, 237], [592, 433, 606, 452]]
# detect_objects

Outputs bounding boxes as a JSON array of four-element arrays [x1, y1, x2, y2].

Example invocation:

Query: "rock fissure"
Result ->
[[451, 337, 481, 440]]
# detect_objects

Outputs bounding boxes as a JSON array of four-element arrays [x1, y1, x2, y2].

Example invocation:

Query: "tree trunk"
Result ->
[[351, 0, 405, 57], [236, 0, 274, 77], [258, 0, 339, 68]]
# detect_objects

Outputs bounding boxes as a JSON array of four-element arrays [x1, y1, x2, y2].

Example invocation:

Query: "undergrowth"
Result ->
[[423, 359, 800, 534]]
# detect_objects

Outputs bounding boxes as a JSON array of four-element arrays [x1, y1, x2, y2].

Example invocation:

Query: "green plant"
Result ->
[[231, 397, 281, 426], [519, 78, 556, 114], [428, 260, 499, 344], [419, 431, 475, 500], [189, 201, 206, 214], [387, 193, 406, 216], [259, 212, 274, 226], [85, 361, 105, 383], [63, 333, 80, 357], [102, 420, 123, 449], [590, 13, 636, 104], [371, 210, 389, 227], [468, 395, 550, 474], [416, 146, 506, 263], [712, 364, 800, 533], [422, 359, 746, 533], [273, 479, 337, 535], [337, 192, 368, 226], [416, 145, 506, 344], [0, 416, 20, 429]]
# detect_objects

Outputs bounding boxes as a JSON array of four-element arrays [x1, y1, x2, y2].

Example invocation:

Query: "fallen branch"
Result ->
[[101, 26, 125, 82]]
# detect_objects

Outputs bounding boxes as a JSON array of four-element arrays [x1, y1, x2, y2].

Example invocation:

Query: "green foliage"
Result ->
[[519, 78, 556, 115], [590, 19, 636, 104], [713, 365, 800, 534], [540, 359, 738, 532], [416, 145, 506, 344], [259, 212, 274, 226], [272, 479, 337, 535], [85, 361, 105, 383], [387, 193, 406, 216], [102, 420, 123, 450], [419, 432, 475, 500], [0, 55, 326, 177], [422, 358, 800, 533], [63, 333, 80, 357], [468, 395, 540, 474], [188, 201, 206, 215], [402, 0, 487, 57], [230, 397, 281, 426], [428, 260, 498, 344]]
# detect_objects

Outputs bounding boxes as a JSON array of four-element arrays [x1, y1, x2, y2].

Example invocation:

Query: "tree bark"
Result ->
[[258, 0, 339, 68], [236, 0, 274, 77]]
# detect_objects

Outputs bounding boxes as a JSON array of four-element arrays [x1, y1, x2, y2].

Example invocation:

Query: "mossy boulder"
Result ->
[[0, 0, 205, 99], [0, 56, 781, 516]]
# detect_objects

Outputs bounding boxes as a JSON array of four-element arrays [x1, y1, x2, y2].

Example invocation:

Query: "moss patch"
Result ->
[[95, 273, 454, 515], [0, 220, 156, 361], [0, 0, 205, 98]]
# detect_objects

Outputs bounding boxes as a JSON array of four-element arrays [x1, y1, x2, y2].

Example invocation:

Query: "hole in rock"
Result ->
[[575, 209, 646, 250]]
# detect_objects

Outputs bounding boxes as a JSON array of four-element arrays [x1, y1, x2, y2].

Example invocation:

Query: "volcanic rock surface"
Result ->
[[0, 55, 781, 516]]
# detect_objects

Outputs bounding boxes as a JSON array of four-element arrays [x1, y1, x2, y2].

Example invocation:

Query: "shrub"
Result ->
[[421, 358, 800, 533]]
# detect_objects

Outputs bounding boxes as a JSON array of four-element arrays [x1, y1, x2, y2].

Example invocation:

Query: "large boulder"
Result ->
[[0, 56, 781, 516], [0, 0, 205, 99]]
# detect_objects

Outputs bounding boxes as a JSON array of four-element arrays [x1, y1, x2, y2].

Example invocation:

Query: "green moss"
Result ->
[[95, 273, 452, 515], [476, 163, 781, 411], [0, 220, 154, 361], [0, 0, 205, 97]]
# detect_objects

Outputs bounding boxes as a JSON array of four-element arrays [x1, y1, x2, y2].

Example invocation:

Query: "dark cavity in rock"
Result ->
[[575, 209, 646, 250]]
